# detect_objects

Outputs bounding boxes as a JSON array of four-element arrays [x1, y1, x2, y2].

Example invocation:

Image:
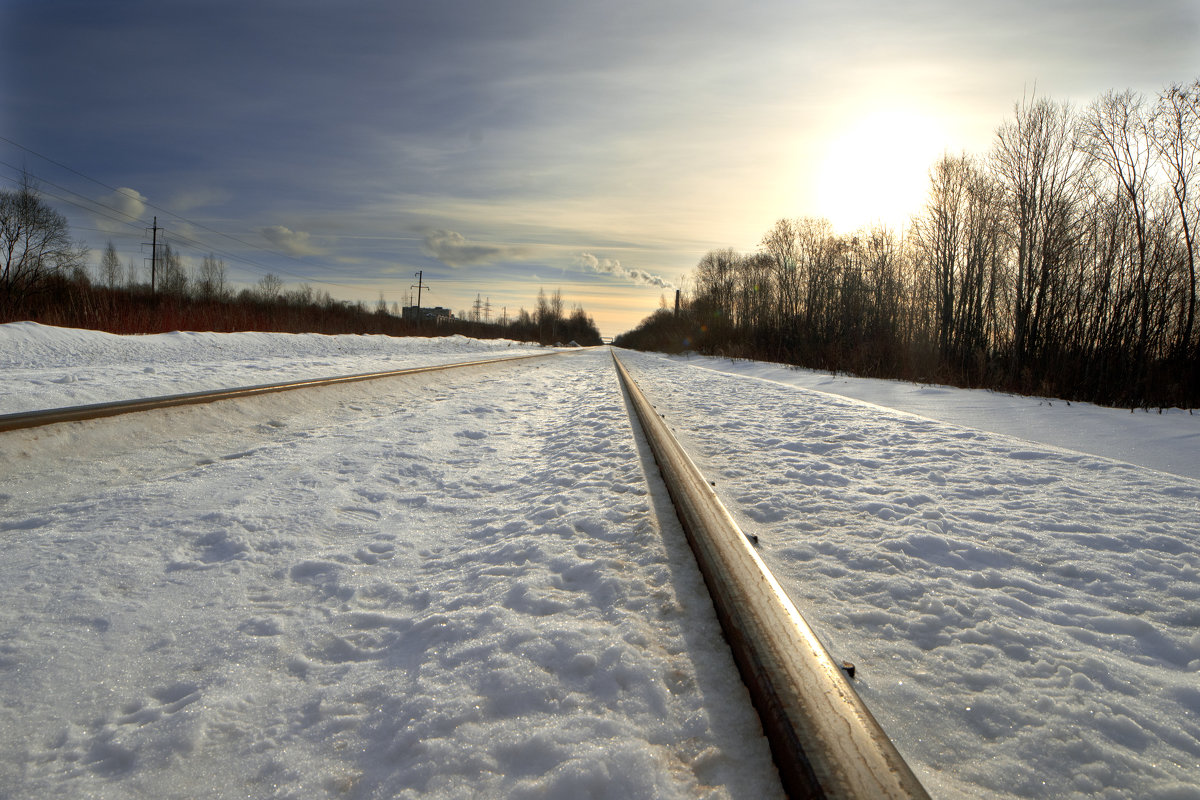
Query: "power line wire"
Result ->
[[0, 167, 309, 283], [0, 138, 371, 290], [0, 164, 146, 234]]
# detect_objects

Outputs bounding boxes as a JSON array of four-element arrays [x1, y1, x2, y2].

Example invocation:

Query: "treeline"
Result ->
[[478, 287, 605, 346], [617, 81, 1199, 408], [0, 176, 601, 345], [3, 267, 601, 346]]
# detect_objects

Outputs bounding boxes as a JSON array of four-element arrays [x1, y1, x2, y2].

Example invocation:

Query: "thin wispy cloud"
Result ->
[[576, 252, 673, 289], [170, 188, 231, 213], [261, 225, 324, 257], [422, 229, 525, 267]]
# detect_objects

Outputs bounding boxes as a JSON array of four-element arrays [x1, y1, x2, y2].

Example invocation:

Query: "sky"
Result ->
[[3, 0, 1198, 338]]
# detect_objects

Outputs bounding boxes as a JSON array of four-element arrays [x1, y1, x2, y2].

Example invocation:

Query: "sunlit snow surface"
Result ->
[[0, 325, 779, 799], [618, 351, 1200, 799], [1, 323, 1198, 798], [673, 353, 1200, 482], [0, 322, 550, 414]]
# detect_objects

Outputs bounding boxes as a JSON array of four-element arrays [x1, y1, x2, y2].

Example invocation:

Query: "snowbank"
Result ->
[[674, 352, 1200, 480], [0, 321, 544, 414]]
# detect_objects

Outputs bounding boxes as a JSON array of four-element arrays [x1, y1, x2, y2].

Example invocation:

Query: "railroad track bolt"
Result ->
[[841, 661, 856, 679]]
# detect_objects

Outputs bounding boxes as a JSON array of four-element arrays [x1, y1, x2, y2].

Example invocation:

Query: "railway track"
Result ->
[[4, 347, 927, 799], [0, 351, 562, 433], [614, 353, 927, 800]]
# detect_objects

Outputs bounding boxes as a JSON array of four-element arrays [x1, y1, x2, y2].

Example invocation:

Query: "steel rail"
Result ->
[[612, 351, 929, 800], [0, 351, 561, 433]]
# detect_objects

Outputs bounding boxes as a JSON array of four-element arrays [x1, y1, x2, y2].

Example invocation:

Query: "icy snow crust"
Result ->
[[0, 330, 781, 798], [619, 350, 1200, 800]]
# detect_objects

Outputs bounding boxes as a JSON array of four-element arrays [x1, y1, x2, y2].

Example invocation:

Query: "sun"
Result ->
[[816, 109, 947, 234]]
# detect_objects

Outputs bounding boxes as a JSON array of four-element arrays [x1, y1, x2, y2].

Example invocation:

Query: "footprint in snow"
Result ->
[[116, 682, 202, 726], [237, 617, 282, 636], [339, 506, 382, 522], [355, 541, 396, 564]]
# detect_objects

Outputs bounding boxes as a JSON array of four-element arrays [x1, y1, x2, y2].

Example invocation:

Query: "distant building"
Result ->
[[402, 306, 453, 322]]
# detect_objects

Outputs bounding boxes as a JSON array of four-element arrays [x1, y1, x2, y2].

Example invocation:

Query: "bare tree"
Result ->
[[738, 252, 774, 336], [99, 241, 121, 289], [157, 241, 189, 296], [196, 253, 228, 300], [993, 93, 1080, 377], [257, 272, 283, 302], [620, 80, 1197, 406], [795, 217, 836, 332], [913, 152, 1008, 369], [1150, 80, 1199, 357], [1081, 90, 1156, 365], [761, 218, 802, 326], [0, 173, 87, 313], [913, 153, 967, 355], [693, 248, 741, 327], [285, 283, 315, 307]]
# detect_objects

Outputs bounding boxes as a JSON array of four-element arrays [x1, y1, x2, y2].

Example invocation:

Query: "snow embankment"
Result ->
[[0, 321, 545, 414]]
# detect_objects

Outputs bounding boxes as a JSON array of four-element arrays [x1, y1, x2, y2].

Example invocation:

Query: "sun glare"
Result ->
[[816, 109, 947, 234]]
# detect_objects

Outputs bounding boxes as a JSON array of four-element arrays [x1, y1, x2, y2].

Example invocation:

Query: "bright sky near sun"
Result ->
[[2, 1, 1198, 337], [817, 109, 950, 234]]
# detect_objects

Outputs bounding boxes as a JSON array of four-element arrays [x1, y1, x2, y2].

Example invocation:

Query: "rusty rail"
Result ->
[[613, 351, 929, 800]]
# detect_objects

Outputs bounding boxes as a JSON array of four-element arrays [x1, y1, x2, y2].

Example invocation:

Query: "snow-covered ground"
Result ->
[[618, 351, 1200, 800], [672, 353, 1200, 481], [0, 322, 547, 415], [1, 324, 1198, 798], [0, 326, 779, 799]]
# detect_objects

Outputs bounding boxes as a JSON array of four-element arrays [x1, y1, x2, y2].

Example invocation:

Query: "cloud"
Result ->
[[170, 187, 230, 212], [261, 225, 324, 257], [95, 187, 147, 232], [576, 252, 673, 289], [422, 229, 525, 267]]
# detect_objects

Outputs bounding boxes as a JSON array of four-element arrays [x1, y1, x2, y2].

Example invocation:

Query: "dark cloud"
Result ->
[[422, 230, 525, 267]]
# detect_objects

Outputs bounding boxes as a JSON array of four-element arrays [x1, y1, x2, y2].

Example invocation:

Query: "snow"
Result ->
[[676, 353, 1200, 481], [0, 326, 779, 799], [2, 324, 1198, 798], [617, 350, 1200, 799], [0, 321, 547, 415]]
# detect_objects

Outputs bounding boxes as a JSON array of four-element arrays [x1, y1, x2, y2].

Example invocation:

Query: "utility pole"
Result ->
[[144, 217, 160, 294], [484, 297, 491, 324], [411, 271, 427, 311]]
